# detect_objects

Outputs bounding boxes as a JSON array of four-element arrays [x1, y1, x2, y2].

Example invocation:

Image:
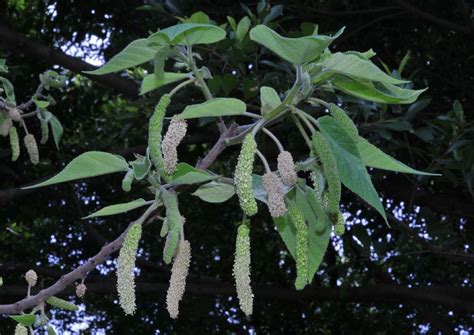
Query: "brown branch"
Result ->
[[0, 121, 237, 315], [0, 24, 139, 97]]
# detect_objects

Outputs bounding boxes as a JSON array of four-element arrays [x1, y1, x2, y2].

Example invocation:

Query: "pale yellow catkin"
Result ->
[[14, 324, 28, 335], [117, 223, 142, 315], [277, 151, 298, 186], [166, 240, 191, 319], [262, 172, 287, 218], [162, 118, 187, 175], [24, 134, 39, 165], [25, 269, 37, 287], [233, 222, 253, 316]]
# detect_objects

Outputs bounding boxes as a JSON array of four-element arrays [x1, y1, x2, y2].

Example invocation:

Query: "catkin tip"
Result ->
[[262, 172, 287, 218], [25, 269, 37, 287], [277, 151, 298, 186]]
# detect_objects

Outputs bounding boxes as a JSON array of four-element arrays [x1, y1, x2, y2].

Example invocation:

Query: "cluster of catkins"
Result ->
[[148, 94, 187, 177], [1, 109, 39, 164]]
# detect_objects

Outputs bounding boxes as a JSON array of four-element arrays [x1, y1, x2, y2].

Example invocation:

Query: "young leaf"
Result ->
[[46, 296, 79, 311], [10, 314, 36, 327], [148, 23, 226, 46], [356, 137, 440, 176], [49, 114, 63, 149], [83, 199, 149, 219], [317, 116, 387, 222], [236, 17, 251, 42], [260, 86, 281, 114], [192, 181, 235, 203], [176, 98, 246, 119], [84, 39, 158, 75], [140, 72, 190, 95], [319, 52, 409, 85], [0, 76, 16, 104], [168, 163, 218, 186], [23, 151, 129, 189], [249, 25, 344, 65]]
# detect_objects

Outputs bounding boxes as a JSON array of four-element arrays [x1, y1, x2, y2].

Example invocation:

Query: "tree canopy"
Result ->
[[0, 1, 473, 334]]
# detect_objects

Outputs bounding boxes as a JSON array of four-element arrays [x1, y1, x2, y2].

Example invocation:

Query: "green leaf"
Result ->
[[236, 17, 251, 42], [131, 155, 151, 180], [49, 113, 63, 149], [84, 39, 158, 75], [10, 314, 36, 327], [176, 98, 246, 119], [249, 25, 344, 65], [23, 151, 129, 189], [260, 86, 281, 115], [148, 23, 226, 46], [169, 163, 218, 186], [319, 52, 408, 85], [192, 181, 235, 203], [140, 72, 190, 95], [0, 76, 16, 104], [317, 116, 387, 222], [331, 75, 426, 104], [46, 296, 79, 311], [273, 187, 331, 284], [83, 198, 149, 219], [357, 137, 440, 176], [0, 59, 8, 73], [33, 99, 50, 109], [47, 326, 57, 335]]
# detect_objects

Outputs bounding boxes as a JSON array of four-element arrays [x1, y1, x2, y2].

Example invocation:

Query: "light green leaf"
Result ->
[[332, 75, 426, 104], [83, 198, 149, 219], [140, 72, 190, 95], [192, 181, 235, 203], [131, 155, 151, 180], [176, 98, 246, 119], [317, 116, 387, 222], [0, 59, 7, 72], [260, 86, 281, 115], [49, 114, 63, 149], [169, 163, 218, 185], [319, 52, 408, 85], [357, 137, 440, 176], [236, 17, 251, 42], [0, 76, 16, 104], [273, 187, 331, 284], [84, 39, 158, 75], [23, 151, 129, 189], [33, 99, 50, 109], [148, 23, 226, 46], [249, 25, 344, 65], [10, 314, 36, 327]]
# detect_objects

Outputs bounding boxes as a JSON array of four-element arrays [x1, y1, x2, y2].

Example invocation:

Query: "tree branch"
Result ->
[[0, 121, 238, 315], [0, 24, 139, 97], [395, 0, 474, 34]]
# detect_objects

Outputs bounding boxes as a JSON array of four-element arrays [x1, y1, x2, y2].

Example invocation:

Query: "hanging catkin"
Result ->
[[234, 134, 258, 216], [262, 172, 287, 218], [162, 190, 182, 264], [8, 108, 22, 122], [9, 126, 19, 161], [40, 118, 49, 144], [117, 223, 142, 315], [329, 104, 358, 139], [233, 221, 253, 316], [166, 240, 191, 319], [288, 205, 308, 290], [14, 324, 28, 335], [76, 283, 87, 298], [277, 151, 298, 186], [0, 117, 12, 137], [24, 134, 39, 165], [162, 118, 187, 175], [312, 132, 341, 224], [148, 94, 171, 173]]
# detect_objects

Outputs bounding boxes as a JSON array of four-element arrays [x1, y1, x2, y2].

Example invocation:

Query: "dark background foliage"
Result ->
[[0, 0, 473, 334]]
